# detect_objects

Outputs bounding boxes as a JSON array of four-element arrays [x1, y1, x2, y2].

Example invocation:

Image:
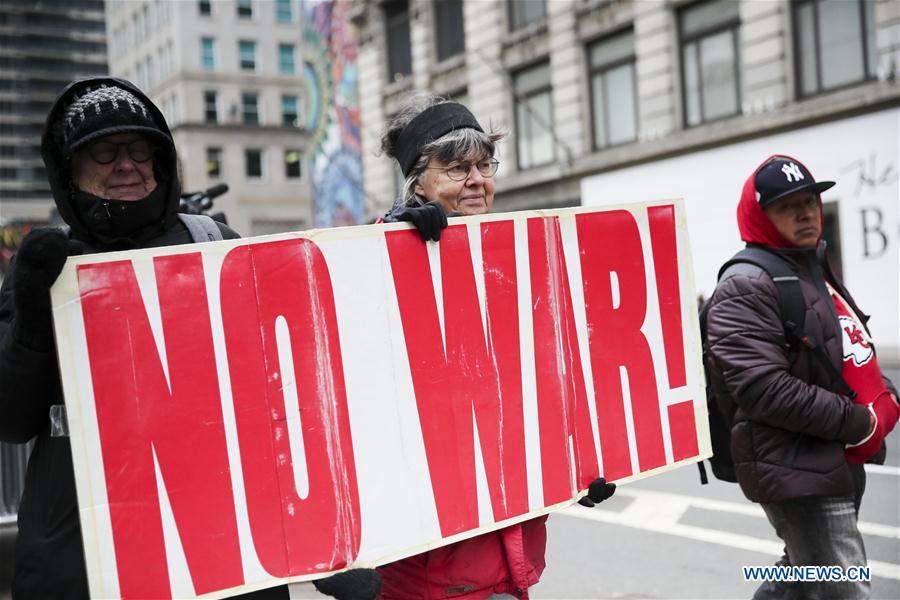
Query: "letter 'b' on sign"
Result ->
[[220, 239, 361, 577]]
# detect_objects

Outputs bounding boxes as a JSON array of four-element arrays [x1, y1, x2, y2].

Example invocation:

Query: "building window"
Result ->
[[435, 0, 465, 61], [384, 0, 412, 82], [245, 148, 263, 178], [794, 0, 877, 98], [239, 40, 257, 71], [509, 0, 546, 31], [237, 0, 253, 19], [588, 30, 638, 149], [679, 0, 742, 127], [282, 95, 299, 127], [279, 43, 296, 75], [276, 0, 293, 23], [242, 92, 260, 125], [204, 91, 218, 123], [207, 147, 222, 178], [513, 61, 554, 169], [201, 37, 215, 70], [199, 0, 212, 16], [285, 150, 302, 178]]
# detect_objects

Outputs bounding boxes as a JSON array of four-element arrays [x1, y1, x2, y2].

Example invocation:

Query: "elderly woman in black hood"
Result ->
[[0, 77, 242, 600], [0, 77, 377, 600]]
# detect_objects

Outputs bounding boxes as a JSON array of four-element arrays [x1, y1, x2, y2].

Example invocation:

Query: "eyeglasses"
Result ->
[[85, 139, 155, 165], [426, 159, 499, 181]]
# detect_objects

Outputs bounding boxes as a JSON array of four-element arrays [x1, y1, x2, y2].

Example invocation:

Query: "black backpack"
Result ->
[[697, 246, 856, 484]]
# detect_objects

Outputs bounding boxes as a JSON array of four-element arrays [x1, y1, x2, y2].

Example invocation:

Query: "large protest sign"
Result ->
[[51, 202, 709, 599]]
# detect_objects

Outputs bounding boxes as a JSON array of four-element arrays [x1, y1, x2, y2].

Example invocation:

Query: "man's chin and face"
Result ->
[[764, 189, 822, 249]]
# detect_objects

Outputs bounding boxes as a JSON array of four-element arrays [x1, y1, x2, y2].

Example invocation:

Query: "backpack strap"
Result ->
[[178, 213, 224, 243], [718, 247, 856, 399]]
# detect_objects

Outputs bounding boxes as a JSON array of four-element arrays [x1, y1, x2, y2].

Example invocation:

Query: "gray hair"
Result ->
[[381, 93, 506, 209]]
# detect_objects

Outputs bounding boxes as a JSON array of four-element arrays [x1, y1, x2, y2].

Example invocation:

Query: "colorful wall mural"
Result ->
[[302, 0, 365, 227]]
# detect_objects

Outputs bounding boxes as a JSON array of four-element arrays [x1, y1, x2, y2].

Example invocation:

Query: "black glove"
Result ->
[[11, 228, 84, 351], [313, 568, 382, 600], [395, 201, 448, 242], [577, 477, 616, 508]]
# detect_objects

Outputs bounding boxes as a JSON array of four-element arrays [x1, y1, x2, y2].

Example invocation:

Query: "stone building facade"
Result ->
[[105, 0, 312, 236], [352, 0, 899, 214]]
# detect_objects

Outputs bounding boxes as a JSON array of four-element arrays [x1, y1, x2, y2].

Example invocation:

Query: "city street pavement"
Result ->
[[531, 428, 900, 599]]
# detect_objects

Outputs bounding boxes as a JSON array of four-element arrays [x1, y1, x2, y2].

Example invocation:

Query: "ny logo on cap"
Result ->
[[781, 162, 805, 183]]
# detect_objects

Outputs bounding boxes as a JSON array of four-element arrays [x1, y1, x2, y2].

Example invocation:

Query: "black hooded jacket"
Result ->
[[0, 78, 240, 599]]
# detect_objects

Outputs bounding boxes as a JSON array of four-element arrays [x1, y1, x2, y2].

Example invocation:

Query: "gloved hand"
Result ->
[[313, 568, 382, 600], [846, 393, 900, 464], [395, 201, 448, 242], [11, 228, 84, 351], [577, 477, 616, 507]]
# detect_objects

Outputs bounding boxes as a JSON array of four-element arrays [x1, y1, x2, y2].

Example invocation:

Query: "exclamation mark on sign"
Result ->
[[647, 205, 699, 462]]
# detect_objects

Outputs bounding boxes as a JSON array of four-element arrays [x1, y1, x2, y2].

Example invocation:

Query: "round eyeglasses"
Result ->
[[85, 139, 155, 165], [426, 159, 499, 181]]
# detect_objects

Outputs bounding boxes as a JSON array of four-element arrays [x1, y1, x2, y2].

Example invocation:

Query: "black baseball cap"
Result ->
[[755, 157, 835, 208]]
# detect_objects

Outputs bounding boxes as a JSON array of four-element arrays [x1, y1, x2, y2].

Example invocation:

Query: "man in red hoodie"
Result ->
[[705, 155, 899, 599]]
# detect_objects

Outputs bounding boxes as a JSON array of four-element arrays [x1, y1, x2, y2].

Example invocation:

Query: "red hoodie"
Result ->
[[737, 154, 822, 248]]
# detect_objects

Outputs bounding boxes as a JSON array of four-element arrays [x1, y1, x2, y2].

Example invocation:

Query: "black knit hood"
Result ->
[[40, 77, 181, 246]]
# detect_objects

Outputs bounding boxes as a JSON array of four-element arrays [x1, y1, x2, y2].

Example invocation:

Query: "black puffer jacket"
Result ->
[[0, 78, 239, 599], [706, 245, 876, 503]]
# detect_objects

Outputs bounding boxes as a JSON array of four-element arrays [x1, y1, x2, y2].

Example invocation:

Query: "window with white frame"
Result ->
[[588, 29, 638, 149], [237, 0, 253, 19], [204, 90, 218, 123], [279, 43, 296, 75], [207, 147, 222, 178], [794, 0, 878, 97], [239, 40, 257, 71], [201, 37, 215, 70], [513, 61, 554, 169], [242, 92, 260, 125], [284, 150, 302, 179], [281, 95, 299, 127], [245, 148, 263, 178], [679, 0, 741, 127], [276, 0, 293, 23]]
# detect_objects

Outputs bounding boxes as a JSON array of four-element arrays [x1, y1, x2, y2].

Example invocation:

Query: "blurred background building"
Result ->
[[353, 0, 899, 361], [105, 0, 312, 236], [0, 0, 108, 225]]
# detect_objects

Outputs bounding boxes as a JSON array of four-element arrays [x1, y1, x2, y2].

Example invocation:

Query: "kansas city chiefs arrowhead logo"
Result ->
[[839, 315, 874, 367]]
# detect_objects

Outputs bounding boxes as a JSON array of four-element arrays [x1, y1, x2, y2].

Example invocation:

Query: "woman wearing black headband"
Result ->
[[379, 94, 504, 240], [377, 95, 616, 599]]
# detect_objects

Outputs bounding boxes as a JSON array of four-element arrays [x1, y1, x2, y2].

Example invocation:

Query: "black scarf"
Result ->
[[71, 184, 169, 249]]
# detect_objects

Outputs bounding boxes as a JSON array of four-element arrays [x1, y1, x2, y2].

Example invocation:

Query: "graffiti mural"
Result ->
[[302, 0, 364, 227]]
